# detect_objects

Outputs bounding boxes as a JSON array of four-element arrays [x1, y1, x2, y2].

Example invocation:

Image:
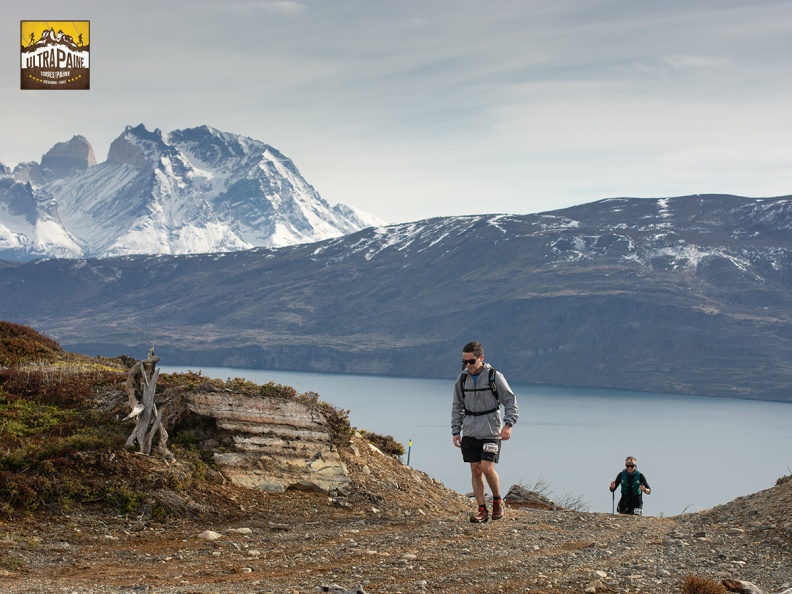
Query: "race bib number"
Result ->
[[483, 442, 499, 454]]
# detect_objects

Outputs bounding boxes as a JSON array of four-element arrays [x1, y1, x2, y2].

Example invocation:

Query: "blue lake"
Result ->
[[160, 365, 792, 517]]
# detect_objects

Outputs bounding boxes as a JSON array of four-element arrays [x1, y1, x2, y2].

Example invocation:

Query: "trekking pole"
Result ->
[[612, 490, 615, 514], [406, 439, 412, 466]]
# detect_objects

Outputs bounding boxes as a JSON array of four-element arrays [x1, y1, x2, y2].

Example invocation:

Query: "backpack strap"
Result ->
[[460, 369, 500, 416], [620, 469, 642, 495], [488, 368, 499, 402]]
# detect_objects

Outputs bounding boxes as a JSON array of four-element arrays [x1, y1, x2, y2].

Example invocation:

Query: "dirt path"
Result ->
[[1, 438, 789, 594]]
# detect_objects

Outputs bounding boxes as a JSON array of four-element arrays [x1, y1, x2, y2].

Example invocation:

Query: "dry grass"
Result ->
[[681, 575, 727, 594]]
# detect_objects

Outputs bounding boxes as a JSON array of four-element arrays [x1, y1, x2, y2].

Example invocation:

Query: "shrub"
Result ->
[[158, 372, 301, 401], [299, 391, 354, 447], [681, 575, 727, 594], [0, 368, 123, 407], [103, 484, 148, 515], [361, 430, 405, 457], [168, 444, 211, 491], [0, 322, 61, 367], [0, 368, 128, 516]]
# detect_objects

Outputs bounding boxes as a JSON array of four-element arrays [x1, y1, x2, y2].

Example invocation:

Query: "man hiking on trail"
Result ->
[[451, 341, 519, 523], [609, 456, 651, 515]]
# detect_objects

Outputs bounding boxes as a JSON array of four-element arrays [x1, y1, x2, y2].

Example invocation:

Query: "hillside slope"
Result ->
[[0, 324, 790, 594], [2, 450, 789, 594]]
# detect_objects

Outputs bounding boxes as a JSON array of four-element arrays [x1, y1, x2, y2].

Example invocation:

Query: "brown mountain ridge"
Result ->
[[2, 194, 792, 402]]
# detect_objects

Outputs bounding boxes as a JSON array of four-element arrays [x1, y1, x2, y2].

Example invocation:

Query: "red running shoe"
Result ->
[[491, 497, 504, 520], [470, 504, 489, 523]]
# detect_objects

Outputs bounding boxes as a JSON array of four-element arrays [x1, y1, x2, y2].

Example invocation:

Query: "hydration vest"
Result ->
[[620, 469, 642, 495], [459, 368, 500, 416]]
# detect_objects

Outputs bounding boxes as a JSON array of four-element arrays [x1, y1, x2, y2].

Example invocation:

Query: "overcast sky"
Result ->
[[3, 1, 792, 223]]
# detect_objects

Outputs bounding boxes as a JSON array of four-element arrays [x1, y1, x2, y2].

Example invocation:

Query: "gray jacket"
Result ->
[[451, 363, 519, 439]]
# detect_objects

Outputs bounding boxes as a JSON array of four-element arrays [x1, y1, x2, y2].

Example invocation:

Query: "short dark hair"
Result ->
[[462, 342, 484, 357]]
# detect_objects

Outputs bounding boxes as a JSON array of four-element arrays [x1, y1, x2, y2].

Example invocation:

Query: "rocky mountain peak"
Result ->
[[9, 162, 46, 186], [167, 125, 255, 164], [0, 123, 382, 260], [40, 134, 96, 180], [106, 124, 175, 168], [0, 177, 36, 224]]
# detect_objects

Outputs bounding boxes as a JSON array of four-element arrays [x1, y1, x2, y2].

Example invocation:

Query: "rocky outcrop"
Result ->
[[10, 161, 46, 186], [158, 385, 351, 495], [504, 483, 560, 510], [0, 178, 36, 224], [40, 135, 96, 179], [107, 133, 153, 168]]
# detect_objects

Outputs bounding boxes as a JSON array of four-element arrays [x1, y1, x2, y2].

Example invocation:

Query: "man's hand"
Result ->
[[499, 425, 512, 440], [640, 485, 650, 494], [609, 481, 616, 491], [452, 434, 461, 448]]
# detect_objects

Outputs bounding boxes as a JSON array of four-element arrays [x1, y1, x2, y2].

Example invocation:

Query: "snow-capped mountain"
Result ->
[[0, 124, 383, 261]]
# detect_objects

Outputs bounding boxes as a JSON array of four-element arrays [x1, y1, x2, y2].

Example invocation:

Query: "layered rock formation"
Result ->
[[155, 384, 351, 495]]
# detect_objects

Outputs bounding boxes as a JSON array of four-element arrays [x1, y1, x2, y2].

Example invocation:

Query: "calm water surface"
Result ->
[[160, 365, 792, 516]]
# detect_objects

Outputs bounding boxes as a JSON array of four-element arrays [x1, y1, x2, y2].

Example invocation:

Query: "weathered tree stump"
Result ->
[[124, 348, 173, 460]]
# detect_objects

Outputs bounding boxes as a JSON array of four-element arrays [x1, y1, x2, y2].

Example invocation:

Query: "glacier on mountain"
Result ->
[[0, 124, 383, 261]]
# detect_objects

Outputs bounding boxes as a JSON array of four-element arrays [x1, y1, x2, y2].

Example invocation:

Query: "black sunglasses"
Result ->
[[626, 464, 635, 468], [462, 358, 479, 365]]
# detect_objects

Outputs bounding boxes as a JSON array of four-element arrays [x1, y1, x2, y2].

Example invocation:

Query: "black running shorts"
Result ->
[[460, 436, 501, 463]]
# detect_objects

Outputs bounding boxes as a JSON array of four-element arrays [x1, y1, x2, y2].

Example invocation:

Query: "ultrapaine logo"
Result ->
[[21, 21, 90, 90]]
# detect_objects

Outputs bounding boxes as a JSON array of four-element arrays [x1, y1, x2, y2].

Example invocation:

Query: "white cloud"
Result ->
[[664, 54, 731, 70], [230, 0, 306, 15], [2, 0, 792, 223]]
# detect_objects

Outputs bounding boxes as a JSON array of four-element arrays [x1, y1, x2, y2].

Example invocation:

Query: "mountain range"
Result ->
[[1, 193, 791, 402], [0, 124, 382, 261]]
